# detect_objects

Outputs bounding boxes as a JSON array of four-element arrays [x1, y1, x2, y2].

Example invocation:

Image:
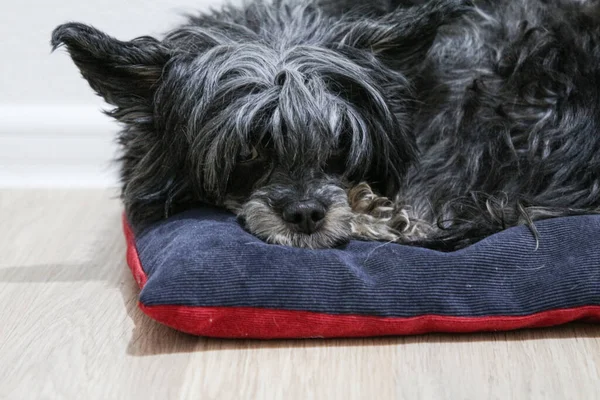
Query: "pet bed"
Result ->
[[123, 208, 600, 339]]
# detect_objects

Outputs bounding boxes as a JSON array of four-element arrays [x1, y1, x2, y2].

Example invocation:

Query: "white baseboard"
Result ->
[[0, 105, 120, 188]]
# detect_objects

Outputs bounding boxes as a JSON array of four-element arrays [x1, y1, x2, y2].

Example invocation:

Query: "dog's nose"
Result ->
[[282, 200, 327, 234]]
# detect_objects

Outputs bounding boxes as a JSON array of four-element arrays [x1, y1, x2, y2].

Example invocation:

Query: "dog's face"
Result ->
[[52, 0, 468, 248]]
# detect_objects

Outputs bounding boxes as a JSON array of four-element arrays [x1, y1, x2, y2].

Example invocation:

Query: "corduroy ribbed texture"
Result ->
[[132, 208, 600, 322]]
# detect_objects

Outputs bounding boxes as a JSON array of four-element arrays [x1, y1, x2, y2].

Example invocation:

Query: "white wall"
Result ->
[[0, 0, 229, 187]]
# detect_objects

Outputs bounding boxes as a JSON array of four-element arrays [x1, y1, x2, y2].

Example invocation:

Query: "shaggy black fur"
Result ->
[[52, 0, 600, 250]]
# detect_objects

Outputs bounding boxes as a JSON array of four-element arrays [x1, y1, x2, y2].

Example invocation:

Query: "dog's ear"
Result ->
[[51, 23, 170, 108], [336, 0, 472, 69]]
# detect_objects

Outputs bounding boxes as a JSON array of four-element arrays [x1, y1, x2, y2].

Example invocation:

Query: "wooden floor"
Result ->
[[0, 189, 598, 400]]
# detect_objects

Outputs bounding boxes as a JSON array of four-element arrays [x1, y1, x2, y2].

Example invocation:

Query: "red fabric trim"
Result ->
[[138, 304, 600, 339], [123, 216, 600, 339], [122, 214, 147, 289]]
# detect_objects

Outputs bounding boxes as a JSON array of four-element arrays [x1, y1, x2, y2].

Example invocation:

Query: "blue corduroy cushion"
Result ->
[[125, 208, 600, 338]]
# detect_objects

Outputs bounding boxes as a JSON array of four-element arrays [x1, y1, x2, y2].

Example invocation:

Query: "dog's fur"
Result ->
[[52, 0, 600, 250]]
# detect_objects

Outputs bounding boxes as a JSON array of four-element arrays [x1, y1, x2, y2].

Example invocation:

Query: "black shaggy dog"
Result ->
[[52, 0, 600, 249]]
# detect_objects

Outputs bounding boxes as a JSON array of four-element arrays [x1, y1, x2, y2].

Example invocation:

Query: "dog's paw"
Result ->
[[347, 183, 402, 242], [350, 214, 401, 243], [348, 182, 395, 219]]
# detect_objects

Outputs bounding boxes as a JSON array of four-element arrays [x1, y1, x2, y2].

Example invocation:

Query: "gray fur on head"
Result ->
[[52, 0, 600, 250]]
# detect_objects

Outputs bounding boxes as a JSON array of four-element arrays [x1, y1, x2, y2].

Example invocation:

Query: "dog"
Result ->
[[52, 0, 600, 250]]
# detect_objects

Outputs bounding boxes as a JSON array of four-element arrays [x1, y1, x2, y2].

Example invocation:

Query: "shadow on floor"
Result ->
[[124, 312, 600, 356]]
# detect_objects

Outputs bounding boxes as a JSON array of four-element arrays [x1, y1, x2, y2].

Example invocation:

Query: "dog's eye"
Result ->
[[238, 146, 260, 163], [326, 149, 347, 174]]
